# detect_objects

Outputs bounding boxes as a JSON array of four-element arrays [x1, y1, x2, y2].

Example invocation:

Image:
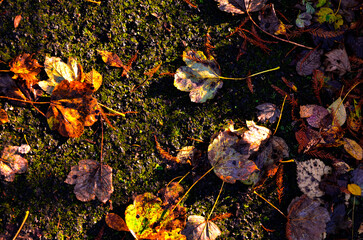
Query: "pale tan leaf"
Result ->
[[327, 97, 346, 126], [343, 138, 362, 160]]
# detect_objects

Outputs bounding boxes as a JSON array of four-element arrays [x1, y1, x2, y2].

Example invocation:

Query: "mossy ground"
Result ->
[[1, 0, 359, 239]]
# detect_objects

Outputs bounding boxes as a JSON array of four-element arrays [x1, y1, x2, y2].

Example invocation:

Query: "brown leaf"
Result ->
[[0, 107, 8, 125], [14, 15, 22, 29], [121, 51, 138, 78], [258, 4, 282, 34], [84, 69, 102, 92], [0, 145, 29, 182], [300, 105, 329, 128], [286, 195, 330, 240], [46, 80, 98, 138], [64, 159, 114, 203], [296, 49, 323, 76], [97, 50, 124, 68], [105, 213, 129, 232], [324, 47, 351, 76], [215, 0, 267, 15], [256, 103, 281, 124]]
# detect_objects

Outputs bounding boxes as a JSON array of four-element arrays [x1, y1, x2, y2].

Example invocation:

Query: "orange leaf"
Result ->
[[105, 213, 129, 232], [97, 50, 124, 68], [14, 15, 22, 29], [0, 108, 9, 125]]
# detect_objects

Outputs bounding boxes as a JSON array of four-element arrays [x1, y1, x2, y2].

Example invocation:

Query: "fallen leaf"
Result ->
[[296, 158, 331, 198], [181, 215, 221, 240], [296, 49, 323, 76], [46, 80, 99, 138], [97, 50, 124, 68], [38, 56, 84, 94], [84, 69, 102, 92], [327, 97, 346, 127], [256, 102, 281, 124], [300, 105, 329, 128], [215, 0, 267, 15], [0, 145, 29, 182], [0, 107, 8, 125], [286, 195, 330, 240], [9, 53, 42, 88], [14, 15, 22, 29], [343, 138, 362, 160], [296, 12, 312, 28], [176, 146, 197, 165], [351, 167, 363, 196], [174, 50, 223, 103], [347, 183, 361, 196], [105, 213, 129, 232], [125, 182, 187, 239], [255, 136, 289, 170], [208, 121, 271, 184], [324, 48, 351, 76], [258, 4, 283, 35], [64, 159, 113, 203]]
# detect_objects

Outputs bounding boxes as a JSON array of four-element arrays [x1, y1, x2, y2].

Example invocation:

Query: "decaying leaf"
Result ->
[[38, 56, 84, 94], [46, 80, 99, 138], [105, 213, 129, 232], [327, 97, 346, 127], [324, 48, 351, 76], [64, 159, 113, 203], [295, 127, 321, 153], [0, 145, 29, 182], [174, 50, 223, 103], [208, 121, 271, 184], [347, 183, 361, 196], [296, 12, 312, 28], [300, 105, 329, 128], [255, 136, 289, 170], [0, 107, 8, 125], [258, 4, 284, 35], [10, 53, 42, 88], [125, 182, 187, 239], [286, 195, 330, 240], [343, 138, 362, 160], [215, 0, 267, 15], [296, 159, 331, 198], [181, 215, 221, 240], [176, 146, 197, 165], [296, 49, 323, 76], [256, 103, 281, 124]]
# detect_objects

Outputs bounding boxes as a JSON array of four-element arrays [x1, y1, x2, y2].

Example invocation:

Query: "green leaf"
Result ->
[[316, 0, 326, 8]]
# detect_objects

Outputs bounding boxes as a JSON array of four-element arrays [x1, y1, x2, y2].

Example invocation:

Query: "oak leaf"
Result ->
[[181, 215, 221, 240], [64, 159, 113, 203], [215, 0, 267, 15], [0, 145, 29, 182]]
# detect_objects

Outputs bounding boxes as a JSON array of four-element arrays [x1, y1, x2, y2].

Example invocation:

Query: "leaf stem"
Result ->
[[273, 95, 287, 135], [12, 211, 29, 240], [98, 103, 125, 117], [253, 190, 287, 219], [218, 66, 280, 80], [0, 96, 49, 104], [206, 181, 225, 222]]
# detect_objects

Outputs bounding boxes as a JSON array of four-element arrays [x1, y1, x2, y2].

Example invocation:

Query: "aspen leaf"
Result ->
[[343, 138, 362, 160], [347, 184, 361, 196], [181, 215, 221, 240], [105, 213, 129, 232], [64, 159, 113, 203], [215, 0, 267, 15], [327, 97, 346, 127]]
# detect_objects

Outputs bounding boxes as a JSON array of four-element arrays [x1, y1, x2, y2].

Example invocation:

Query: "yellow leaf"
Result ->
[[343, 138, 362, 160], [274, 21, 286, 35], [348, 183, 362, 196], [84, 69, 102, 92], [0, 108, 9, 125], [97, 50, 124, 68]]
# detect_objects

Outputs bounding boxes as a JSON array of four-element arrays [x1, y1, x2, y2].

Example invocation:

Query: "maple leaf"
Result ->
[[215, 0, 267, 15], [286, 195, 330, 240], [46, 80, 99, 138], [64, 159, 113, 203], [181, 215, 221, 240], [0, 145, 29, 182], [208, 121, 271, 184], [174, 50, 223, 103], [125, 182, 187, 239]]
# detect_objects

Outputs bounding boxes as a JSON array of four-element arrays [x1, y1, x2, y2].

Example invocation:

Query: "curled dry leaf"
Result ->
[[324, 48, 350, 77], [256, 102, 281, 124], [10, 53, 42, 88], [286, 195, 330, 240], [97, 50, 137, 78], [343, 138, 362, 160], [174, 50, 223, 103], [46, 80, 99, 138], [64, 159, 113, 203], [300, 105, 329, 128], [296, 159, 331, 198], [125, 182, 186, 239], [105, 213, 129, 232], [215, 0, 267, 15], [208, 121, 271, 184], [0, 107, 8, 125], [0, 145, 29, 182], [181, 215, 221, 240], [176, 146, 197, 165], [296, 49, 323, 76]]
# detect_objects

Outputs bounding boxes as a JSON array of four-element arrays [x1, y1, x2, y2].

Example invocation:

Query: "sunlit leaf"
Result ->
[[105, 213, 129, 232], [174, 50, 222, 103], [84, 69, 102, 92], [14, 15, 22, 29], [97, 50, 124, 68], [125, 182, 187, 239], [215, 0, 267, 15], [64, 159, 113, 203], [9, 53, 42, 88], [343, 138, 362, 160], [181, 215, 221, 240], [286, 195, 330, 240], [0, 107, 8, 125], [0, 145, 29, 182], [327, 97, 346, 127], [347, 183, 362, 196]]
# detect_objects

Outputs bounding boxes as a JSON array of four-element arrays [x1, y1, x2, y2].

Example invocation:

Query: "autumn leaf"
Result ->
[[300, 105, 329, 128], [258, 4, 285, 35], [174, 50, 223, 103], [208, 121, 271, 184], [38, 56, 84, 94], [64, 159, 113, 203], [351, 167, 363, 196], [0, 107, 8, 125], [256, 103, 281, 124], [97, 50, 137, 78], [215, 0, 267, 15], [125, 182, 187, 239], [0, 145, 29, 182], [343, 138, 362, 160], [14, 15, 22, 29], [347, 183, 361, 196], [46, 80, 99, 138], [286, 195, 330, 240], [84, 69, 102, 92], [9, 53, 42, 88], [296, 49, 323, 76], [105, 213, 129, 232], [296, 12, 312, 28], [327, 97, 347, 127], [181, 215, 221, 240], [324, 48, 351, 76]]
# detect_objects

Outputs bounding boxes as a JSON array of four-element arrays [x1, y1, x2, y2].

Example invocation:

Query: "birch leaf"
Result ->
[[327, 97, 346, 126]]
